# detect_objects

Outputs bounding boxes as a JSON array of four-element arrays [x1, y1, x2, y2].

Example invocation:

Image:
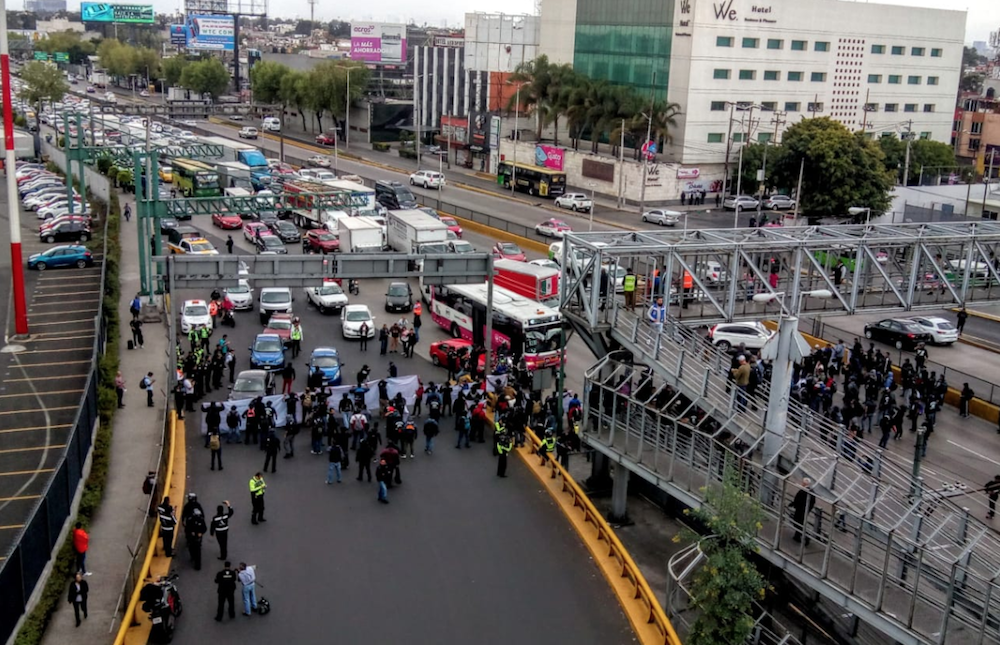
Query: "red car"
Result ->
[[40, 215, 91, 233], [262, 312, 294, 343], [268, 161, 296, 175], [439, 215, 463, 238], [316, 131, 337, 146], [212, 211, 243, 229], [429, 338, 485, 373], [492, 242, 526, 262], [303, 229, 340, 253]]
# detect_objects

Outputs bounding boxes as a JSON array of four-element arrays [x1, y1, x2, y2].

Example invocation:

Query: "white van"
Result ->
[[262, 117, 281, 132]]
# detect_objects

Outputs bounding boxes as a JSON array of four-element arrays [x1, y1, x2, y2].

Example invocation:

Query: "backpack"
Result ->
[[227, 411, 240, 429], [139, 378, 147, 389], [209, 433, 221, 450], [257, 597, 271, 615]]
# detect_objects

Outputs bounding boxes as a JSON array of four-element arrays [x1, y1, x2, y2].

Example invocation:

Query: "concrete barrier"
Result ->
[[41, 139, 112, 203]]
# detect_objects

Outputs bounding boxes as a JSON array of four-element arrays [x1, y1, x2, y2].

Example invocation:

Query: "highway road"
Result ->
[[156, 213, 634, 645]]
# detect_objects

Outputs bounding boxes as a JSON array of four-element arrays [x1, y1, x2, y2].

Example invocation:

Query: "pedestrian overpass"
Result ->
[[560, 222, 1000, 645]]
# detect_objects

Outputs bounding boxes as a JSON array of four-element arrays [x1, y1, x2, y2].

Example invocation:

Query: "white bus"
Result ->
[[428, 283, 565, 371]]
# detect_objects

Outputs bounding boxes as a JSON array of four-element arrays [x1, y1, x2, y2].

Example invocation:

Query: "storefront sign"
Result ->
[[676, 168, 700, 179]]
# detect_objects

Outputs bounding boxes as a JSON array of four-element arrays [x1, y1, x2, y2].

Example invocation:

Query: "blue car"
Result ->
[[249, 333, 285, 371], [27, 245, 94, 270], [307, 347, 342, 386]]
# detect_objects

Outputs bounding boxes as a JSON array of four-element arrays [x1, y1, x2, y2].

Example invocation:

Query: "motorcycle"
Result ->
[[140, 572, 182, 643], [349, 279, 360, 296], [220, 309, 235, 328]]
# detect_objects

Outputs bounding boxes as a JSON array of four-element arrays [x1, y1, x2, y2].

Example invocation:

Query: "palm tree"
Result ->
[[564, 77, 595, 150], [649, 100, 682, 149]]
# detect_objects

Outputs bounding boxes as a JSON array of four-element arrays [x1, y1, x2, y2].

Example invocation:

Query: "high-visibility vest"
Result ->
[[413, 302, 423, 316], [249, 477, 265, 496], [208, 301, 218, 317], [623, 274, 636, 292], [683, 271, 693, 289], [291, 326, 303, 341], [200, 326, 210, 339], [542, 436, 556, 452]]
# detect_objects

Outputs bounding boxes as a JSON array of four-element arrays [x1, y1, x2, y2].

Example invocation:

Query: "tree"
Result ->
[[97, 39, 135, 78], [961, 73, 985, 94], [18, 60, 68, 115], [680, 466, 768, 645], [162, 56, 190, 87], [33, 30, 95, 64], [879, 135, 957, 186], [327, 20, 350, 38], [132, 47, 162, 82], [734, 142, 786, 198], [294, 19, 314, 36], [179, 58, 230, 100], [769, 118, 894, 220], [249, 60, 289, 104], [963, 45, 987, 69]]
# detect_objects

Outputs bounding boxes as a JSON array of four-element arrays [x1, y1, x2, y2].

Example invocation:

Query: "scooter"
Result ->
[[140, 572, 182, 643], [349, 279, 360, 296], [220, 309, 235, 328]]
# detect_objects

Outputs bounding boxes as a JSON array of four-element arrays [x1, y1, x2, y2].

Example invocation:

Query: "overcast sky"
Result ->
[[66, 0, 1000, 44]]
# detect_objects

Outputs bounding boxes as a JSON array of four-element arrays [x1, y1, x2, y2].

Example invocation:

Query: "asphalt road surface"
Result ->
[[0, 174, 103, 559], [161, 219, 634, 645]]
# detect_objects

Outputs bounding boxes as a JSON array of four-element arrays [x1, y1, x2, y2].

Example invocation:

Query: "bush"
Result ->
[[372, 142, 390, 152], [398, 148, 417, 160], [13, 190, 122, 645], [14, 114, 26, 127], [96, 157, 112, 176]]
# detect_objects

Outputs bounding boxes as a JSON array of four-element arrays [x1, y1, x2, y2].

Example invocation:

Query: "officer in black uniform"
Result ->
[[157, 497, 177, 557], [214, 561, 238, 621], [210, 501, 234, 560], [185, 506, 207, 570]]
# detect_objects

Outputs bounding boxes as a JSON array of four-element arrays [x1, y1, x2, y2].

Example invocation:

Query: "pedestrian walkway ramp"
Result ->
[[580, 310, 1000, 645]]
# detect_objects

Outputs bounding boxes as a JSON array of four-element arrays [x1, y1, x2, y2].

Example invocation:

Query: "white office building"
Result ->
[[540, 0, 965, 169]]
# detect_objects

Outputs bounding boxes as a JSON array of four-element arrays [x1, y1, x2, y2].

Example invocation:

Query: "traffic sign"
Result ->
[[54, 52, 69, 62], [33, 51, 50, 61]]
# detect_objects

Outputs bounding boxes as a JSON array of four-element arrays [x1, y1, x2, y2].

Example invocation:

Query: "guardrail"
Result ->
[[0, 210, 108, 645], [521, 426, 683, 645]]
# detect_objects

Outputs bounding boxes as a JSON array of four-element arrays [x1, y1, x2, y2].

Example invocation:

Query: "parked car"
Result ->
[[535, 218, 572, 238], [341, 304, 375, 339], [764, 195, 796, 210], [707, 321, 774, 351], [723, 195, 760, 211], [27, 245, 94, 270], [492, 242, 526, 262], [385, 282, 413, 312], [302, 282, 346, 314], [307, 347, 342, 386], [229, 369, 274, 400], [409, 170, 445, 189], [906, 316, 958, 345], [302, 229, 340, 253], [641, 209, 682, 226], [554, 193, 593, 212], [863, 318, 933, 350], [40, 221, 91, 243], [315, 130, 338, 146], [238, 126, 259, 139], [306, 155, 331, 168]]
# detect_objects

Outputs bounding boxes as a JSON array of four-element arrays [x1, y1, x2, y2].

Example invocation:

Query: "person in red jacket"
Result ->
[[72, 522, 91, 576]]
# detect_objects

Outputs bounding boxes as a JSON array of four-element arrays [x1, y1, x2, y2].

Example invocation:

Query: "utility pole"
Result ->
[[723, 102, 735, 195], [902, 120, 913, 186], [1, 8, 28, 335], [414, 84, 421, 171], [793, 157, 804, 220], [639, 71, 656, 215], [617, 117, 625, 208], [345, 67, 351, 149]]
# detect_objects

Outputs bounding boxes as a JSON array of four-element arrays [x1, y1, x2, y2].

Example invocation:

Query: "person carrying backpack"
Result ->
[[456, 411, 471, 449], [140, 372, 155, 407], [209, 430, 223, 471], [185, 508, 207, 570], [226, 406, 241, 443], [401, 421, 417, 459], [327, 443, 344, 484]]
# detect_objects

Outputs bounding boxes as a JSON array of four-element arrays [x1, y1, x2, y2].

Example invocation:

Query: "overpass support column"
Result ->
[[762, 315, 799, 505], [609, 462, 630, 523]]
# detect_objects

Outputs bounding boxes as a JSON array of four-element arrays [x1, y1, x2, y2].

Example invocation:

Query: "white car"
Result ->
[[723, 195, 759, 211], [306, 155, 332, 168], [238, 126, 259, 139], [642, 209, 682, 226], [707, 321, 774, 351], [305, 282, 349, 314], [448, 240, 475, 254], [409, 170, 445, 189], [299, 167, 336, 181], [554, 193, 593, 213], [224, 280, 254, 310], [342, 304, 375, 339], [695, 260, 727, 284], [907, 316, 958, 345], [529, 258, 560, 271], [180, 299, 213, 334]]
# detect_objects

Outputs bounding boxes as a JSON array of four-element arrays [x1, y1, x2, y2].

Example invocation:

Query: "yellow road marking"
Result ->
[[0, 495, 41, 502], [0, 525, 26, 530], [0, 468, 55, 477], [0, 445, 66, 454], [11, 360, 92, 367], [0, 389, 84, 398], [0, 407, 76, 416], [0, 424, 72, 434]]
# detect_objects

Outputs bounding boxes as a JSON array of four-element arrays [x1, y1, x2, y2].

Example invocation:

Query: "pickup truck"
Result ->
[[238, 126, 259, 139], [554, 193, 593, 213]]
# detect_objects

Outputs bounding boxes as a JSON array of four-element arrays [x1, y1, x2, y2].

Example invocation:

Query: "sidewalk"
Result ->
[[40, 194, 170, 643]]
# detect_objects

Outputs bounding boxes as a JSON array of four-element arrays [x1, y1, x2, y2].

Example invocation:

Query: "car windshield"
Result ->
[[254, 338, 283, 352], [396, 188, 416, 201], [524, 327, 562, 354], [277, 222, 296, 231], [345, 310, 370, 322], [934, 321, 954, 330], [452, 242, 473, 253], [440, 217, 458, 226], [553, 220, 568, 227], [267, 319, 291, 330], [319, 284, 344, 295], [902, 323, 923, 333], [233, 377, 263, 392], [261, 292, 290, 303], [184, 305, 209, 317], [190, 242, 214, 253], [312, 356, 339, 368], [318, 233, 337, 241], [500, 244, 521, 254], [262, 237, 282, 248], [228, 284, 250, 294], [388, 284, 409, 297]]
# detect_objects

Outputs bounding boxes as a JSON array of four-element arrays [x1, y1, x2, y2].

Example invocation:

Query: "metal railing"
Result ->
[[0, 212, 109, 645]]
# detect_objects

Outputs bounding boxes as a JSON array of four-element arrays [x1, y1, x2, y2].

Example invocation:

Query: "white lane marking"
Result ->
[[947, 440, 1000, 468]]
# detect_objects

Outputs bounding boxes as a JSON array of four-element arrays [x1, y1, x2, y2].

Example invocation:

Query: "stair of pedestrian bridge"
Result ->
[[578, 307, 1000, 645]]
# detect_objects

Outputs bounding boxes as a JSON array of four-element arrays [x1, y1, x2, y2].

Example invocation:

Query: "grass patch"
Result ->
[[13, 189, 122, 645]]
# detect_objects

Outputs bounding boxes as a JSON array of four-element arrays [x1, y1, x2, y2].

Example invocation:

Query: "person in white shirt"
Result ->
[[238, 563, 257, 616]]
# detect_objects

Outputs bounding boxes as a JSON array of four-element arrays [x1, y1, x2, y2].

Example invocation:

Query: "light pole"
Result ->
[[345, 67, 352, 149], [587, 181, 597, 231], [508, 82, 520, 195], [638, 110, 654, 216], [848, 206, 872, 226]]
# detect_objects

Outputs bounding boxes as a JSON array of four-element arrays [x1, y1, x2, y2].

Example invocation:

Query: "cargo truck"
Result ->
[[386, 209, 449, 254], [199, 135, 271, 190], [281, 179, 352, 229], [493, 258, 560, 305], [215, 160, 254, 191], [339, 217, 384, 253]]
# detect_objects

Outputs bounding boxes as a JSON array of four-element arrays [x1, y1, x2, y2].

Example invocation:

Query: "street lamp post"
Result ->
[[848, 206, 872, 226], [512, 84, 519, 196]]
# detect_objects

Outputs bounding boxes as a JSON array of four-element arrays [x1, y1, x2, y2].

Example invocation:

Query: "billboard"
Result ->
[[183, 14, 235, 51], [169, 25, 187, 46], [534, 144, 564, 171], [350, 22, 406, 64], [80, 3, 154, 23]]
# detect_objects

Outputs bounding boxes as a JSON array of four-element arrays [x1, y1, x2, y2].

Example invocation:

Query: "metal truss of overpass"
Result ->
[[562, 223, 1000, 645], [559, 222, 1000, 329]]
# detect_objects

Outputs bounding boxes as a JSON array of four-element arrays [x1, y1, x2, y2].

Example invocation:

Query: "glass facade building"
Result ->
[[573, 0, 674, 101]]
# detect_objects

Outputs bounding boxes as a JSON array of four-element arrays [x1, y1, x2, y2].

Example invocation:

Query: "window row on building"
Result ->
[[714, 69, 941, 85], [705, 129, 934, 143], [707, 100, 936, 114], [867, 74, 940, 85], [715, 37, 943, 58]]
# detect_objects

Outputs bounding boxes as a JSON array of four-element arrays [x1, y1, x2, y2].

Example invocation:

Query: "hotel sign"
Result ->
[[712, 0, 776, 23]]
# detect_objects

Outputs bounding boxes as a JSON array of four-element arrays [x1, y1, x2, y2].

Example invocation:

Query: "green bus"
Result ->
[[171, 158, 221, 198], [497, 161, 566, 198]]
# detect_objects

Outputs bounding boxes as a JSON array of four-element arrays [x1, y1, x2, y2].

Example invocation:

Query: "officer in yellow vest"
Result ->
[[493, 418, 505, 456], [623, 268, 637, 311], [539, 429, 556, 466], [290, 319, 303, 359], [249, 472, 267, 525], [496, 432, 513, 477]]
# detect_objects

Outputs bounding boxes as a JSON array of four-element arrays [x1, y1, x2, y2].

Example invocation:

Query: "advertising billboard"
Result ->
[[81, 3, 154, 23], [183, 14, 235, 51], [350, 22, 407, 64], [534, 144, 564, 171], [169, 25, 187, 46]]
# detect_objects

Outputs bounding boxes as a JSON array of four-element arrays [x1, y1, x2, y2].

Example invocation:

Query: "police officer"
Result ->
[[157, 496, 177, 557], [214, 561, 238, 621], [289, 318, 304, 359], [496, 432, 513, 477], [182, 492, 204, 526], [539, 429, 556, 466], [493, 418, 506, 456], [249, 473, 267, 525], [623, 267, 637, 311], [185, 506, 207, 570], [210, 501, 234, 560]]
